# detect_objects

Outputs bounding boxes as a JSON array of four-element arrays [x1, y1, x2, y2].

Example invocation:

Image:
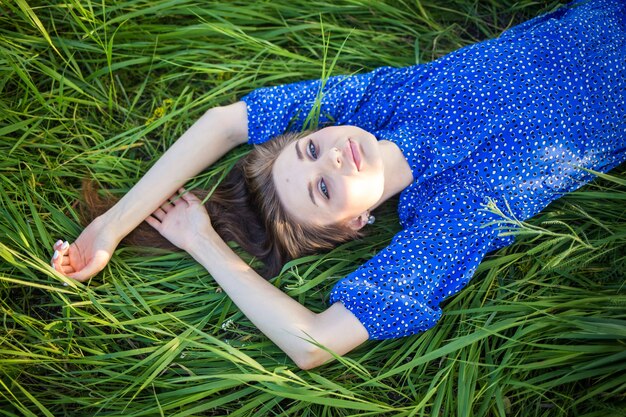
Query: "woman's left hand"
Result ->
[[145, 188, 214, 252]]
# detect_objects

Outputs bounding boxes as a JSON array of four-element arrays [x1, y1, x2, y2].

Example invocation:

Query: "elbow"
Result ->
[[294, 356, 317, 371], [204, 103, 248, 145], [291, 346, 328, 371]]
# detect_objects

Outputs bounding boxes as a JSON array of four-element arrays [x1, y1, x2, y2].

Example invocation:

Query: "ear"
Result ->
[[347, 212, 369, 231]]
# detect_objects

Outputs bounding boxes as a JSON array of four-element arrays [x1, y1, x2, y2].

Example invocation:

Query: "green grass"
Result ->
[[1, 1, 625, 416]]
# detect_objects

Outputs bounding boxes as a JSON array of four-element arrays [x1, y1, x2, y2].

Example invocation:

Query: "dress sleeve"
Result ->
[[241, 66, 411, 144], [329, 182, 503, 340]]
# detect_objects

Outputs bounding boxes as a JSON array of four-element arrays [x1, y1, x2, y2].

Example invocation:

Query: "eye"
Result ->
[[307, 140, 318, 159], [319, 178, 329, 199]]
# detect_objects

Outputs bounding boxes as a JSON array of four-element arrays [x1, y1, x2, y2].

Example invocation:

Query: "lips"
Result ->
[[348, 139, 361, 171]]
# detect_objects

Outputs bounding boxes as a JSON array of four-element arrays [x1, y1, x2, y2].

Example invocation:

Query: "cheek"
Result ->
[[343, 173, 384, 208]]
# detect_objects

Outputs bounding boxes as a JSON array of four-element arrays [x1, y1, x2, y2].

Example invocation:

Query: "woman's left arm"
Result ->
[[189, 232, 369, 369], [145, 189, 369, 370]]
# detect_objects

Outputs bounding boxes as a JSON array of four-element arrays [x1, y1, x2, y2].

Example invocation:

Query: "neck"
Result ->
[[373, 140, 413, 209]]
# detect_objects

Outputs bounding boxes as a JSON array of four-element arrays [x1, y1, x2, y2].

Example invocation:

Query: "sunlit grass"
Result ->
[[1, 1, 625, 416]]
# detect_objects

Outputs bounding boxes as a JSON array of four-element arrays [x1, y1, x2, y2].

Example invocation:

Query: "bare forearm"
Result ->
[[187, 230, 321, 365], [186, 228, 366, 369], [103, 102, 248, 238]]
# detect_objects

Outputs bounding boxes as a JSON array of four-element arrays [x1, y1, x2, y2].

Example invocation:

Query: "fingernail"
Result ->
[[56, 239, 63, 247], [53, 250, 59, 260], [61, 241, 69, 250], [63, 282, 68, 287]]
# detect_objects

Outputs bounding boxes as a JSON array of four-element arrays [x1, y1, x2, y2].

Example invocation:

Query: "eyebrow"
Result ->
[[295, 140, 318, 207], [295, 139, 304, 161]]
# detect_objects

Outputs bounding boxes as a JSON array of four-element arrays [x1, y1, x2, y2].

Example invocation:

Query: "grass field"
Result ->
[[1, 1, 625, 416]]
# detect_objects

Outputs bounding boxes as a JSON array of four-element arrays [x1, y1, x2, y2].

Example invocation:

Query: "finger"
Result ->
[[51, 257, 71, 277], [62, 265, 76, 274], [61, 241, 70, 253], [152, 208, 166, 220], [51, 249, 63, 270], [61, 256, 71, 266], [179, 188, 201, 204], [67, 252, 108, 282], [52, 241, 71, 269], [53, 239, 63, 250], [169, 195, 187, 207], [160, 201, 173, 212], [145, 215, 160, 230]]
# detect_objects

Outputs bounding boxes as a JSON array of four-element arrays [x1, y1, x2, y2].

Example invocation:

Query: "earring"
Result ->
[[367, 214, 376, 225]]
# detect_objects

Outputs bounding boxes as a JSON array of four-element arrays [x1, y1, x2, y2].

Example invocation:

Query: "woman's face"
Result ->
[[272, 125, 385, 228]]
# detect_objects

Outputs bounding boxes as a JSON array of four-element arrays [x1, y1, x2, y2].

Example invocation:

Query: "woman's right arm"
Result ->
[[103, 102, 248, 237], [52, 102, 248, 281]]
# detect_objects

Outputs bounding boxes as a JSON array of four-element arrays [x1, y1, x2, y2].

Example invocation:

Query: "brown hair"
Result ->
[[82, 131, 362, 278]]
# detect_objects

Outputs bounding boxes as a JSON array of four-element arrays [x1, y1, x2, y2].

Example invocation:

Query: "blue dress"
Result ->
[[241, 0, 626, 339]]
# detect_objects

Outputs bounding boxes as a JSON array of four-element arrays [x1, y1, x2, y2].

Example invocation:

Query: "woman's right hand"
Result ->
[[51, 215, 120, 282]]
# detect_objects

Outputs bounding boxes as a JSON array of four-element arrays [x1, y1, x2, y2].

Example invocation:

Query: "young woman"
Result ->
[[51, 0, 626, 369]]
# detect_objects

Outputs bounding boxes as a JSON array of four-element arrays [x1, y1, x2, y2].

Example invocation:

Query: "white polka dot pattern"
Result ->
[[241, 0, 626, 339]]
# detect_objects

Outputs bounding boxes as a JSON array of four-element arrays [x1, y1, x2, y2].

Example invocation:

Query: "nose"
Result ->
[[325, 147, 342, 170]]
